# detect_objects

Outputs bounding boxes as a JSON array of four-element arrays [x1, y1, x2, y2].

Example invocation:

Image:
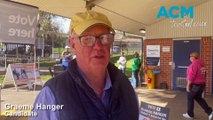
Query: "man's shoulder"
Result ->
[[44, 71, 70, 88], [108, 63, 129, 84]]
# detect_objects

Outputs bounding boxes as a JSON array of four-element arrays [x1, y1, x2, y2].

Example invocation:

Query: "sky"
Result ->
[[53, 16, 71, 33]]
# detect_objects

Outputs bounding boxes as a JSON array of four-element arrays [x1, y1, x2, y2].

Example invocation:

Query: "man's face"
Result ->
[[70, 25, 112, 71], [189, 56, 196, 62]]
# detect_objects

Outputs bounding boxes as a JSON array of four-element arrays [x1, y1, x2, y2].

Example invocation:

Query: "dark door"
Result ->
[[173, 40, 200, 90]]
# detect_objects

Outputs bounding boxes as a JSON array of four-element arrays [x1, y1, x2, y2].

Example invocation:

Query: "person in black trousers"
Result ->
[[183, 52, 213, 120]]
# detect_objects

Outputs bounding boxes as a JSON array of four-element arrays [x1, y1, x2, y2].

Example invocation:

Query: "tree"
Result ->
[[38, 11, 68, 48], [39, 11, 59, 32]]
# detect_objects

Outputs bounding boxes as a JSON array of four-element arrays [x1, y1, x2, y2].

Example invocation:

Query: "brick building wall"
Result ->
[[201, 37, 212, 94], [143, 37, 212, 94], [143, 38, 173, 89]]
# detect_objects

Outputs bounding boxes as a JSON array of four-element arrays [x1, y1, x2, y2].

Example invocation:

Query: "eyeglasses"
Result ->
[[78, 34, 114, 47]]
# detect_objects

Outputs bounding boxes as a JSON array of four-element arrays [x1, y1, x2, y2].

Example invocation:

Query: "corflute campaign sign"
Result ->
[[0, 1, 38, 44], [139, 101, 170, 120]]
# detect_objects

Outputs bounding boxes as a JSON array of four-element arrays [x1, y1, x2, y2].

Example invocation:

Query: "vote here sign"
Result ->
[[0, 1, 38, 44]]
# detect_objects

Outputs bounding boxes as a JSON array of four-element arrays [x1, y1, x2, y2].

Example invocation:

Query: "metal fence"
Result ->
[[0, 54, 55, 74]]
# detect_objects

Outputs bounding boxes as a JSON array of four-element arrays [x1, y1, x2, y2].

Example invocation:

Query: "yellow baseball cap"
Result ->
[[70, 10, 114, 35]]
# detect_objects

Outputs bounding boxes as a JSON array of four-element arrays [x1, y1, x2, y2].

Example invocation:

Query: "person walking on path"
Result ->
[[183, 52, 213, 120]]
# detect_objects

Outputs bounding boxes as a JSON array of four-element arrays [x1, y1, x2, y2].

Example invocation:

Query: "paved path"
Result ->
[[0, 86, 213, 120], [136, 88, 213, 120], [0, 85, 41, 120]]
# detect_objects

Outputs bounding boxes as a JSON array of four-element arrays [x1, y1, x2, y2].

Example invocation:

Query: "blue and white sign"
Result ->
[[146, 45, 160, 66]]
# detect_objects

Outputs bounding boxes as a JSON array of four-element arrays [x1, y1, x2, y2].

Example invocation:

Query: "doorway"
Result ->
[[173, 39, 200, 90]]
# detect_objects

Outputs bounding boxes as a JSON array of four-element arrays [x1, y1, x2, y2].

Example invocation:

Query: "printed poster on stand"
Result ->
[[2, 63, 42, 91]]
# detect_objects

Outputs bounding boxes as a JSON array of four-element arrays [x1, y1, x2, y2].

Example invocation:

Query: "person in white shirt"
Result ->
[[117, 52, 127, 73]]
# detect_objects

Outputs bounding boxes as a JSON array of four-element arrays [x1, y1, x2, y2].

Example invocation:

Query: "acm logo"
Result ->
[[157, 6, 194, 19]]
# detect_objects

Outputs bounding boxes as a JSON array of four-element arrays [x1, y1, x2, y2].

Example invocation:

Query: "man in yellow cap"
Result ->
[[30, 10, 139, 120]]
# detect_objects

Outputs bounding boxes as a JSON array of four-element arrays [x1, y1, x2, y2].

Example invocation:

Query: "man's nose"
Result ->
[[93, 39, 103, 49]]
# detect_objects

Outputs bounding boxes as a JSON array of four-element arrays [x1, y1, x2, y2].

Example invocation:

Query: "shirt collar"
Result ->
[[77, 65, 112, 91], [103, 70, 112, 90]]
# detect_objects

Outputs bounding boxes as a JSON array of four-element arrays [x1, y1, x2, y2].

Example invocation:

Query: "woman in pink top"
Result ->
[[183, 52, 213, 120]]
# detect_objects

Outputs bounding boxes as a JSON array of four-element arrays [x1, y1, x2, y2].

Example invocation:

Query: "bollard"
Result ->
[[147, 70, 155, 89]]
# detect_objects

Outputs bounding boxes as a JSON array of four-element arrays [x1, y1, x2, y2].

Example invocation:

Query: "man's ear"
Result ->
[[69, 36, 76, 52]]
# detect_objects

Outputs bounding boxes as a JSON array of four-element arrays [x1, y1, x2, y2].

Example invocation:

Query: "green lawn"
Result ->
[[54, 47, 62, 53], [0, 54, 135, 83], [0, 75, 4, 84], [0, 75, 52, 84], [40, 75, 52, 82], [110, 54, 134, 78]]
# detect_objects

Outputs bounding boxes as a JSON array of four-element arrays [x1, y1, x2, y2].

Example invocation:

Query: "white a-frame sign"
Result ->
[[2, 63, 43, 91]]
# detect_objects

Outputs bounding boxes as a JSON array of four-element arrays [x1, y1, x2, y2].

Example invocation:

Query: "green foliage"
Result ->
[[0, 75, 4, 84], [39, 11, 58, 32], [39, 60, 55, 67], [38, 11, 67, 48], [54, 36, 67, 48], [54, 47, 63, 54]]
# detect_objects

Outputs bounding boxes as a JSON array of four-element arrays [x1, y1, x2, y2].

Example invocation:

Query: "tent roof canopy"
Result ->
[[13, 0, 209, 36]]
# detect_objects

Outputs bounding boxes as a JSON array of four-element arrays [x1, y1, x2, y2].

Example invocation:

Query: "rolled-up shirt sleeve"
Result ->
[[29, 86, 60, 120]]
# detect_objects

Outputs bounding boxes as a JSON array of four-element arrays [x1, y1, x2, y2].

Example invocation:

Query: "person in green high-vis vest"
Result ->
[[131, 52, 141, 88]]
